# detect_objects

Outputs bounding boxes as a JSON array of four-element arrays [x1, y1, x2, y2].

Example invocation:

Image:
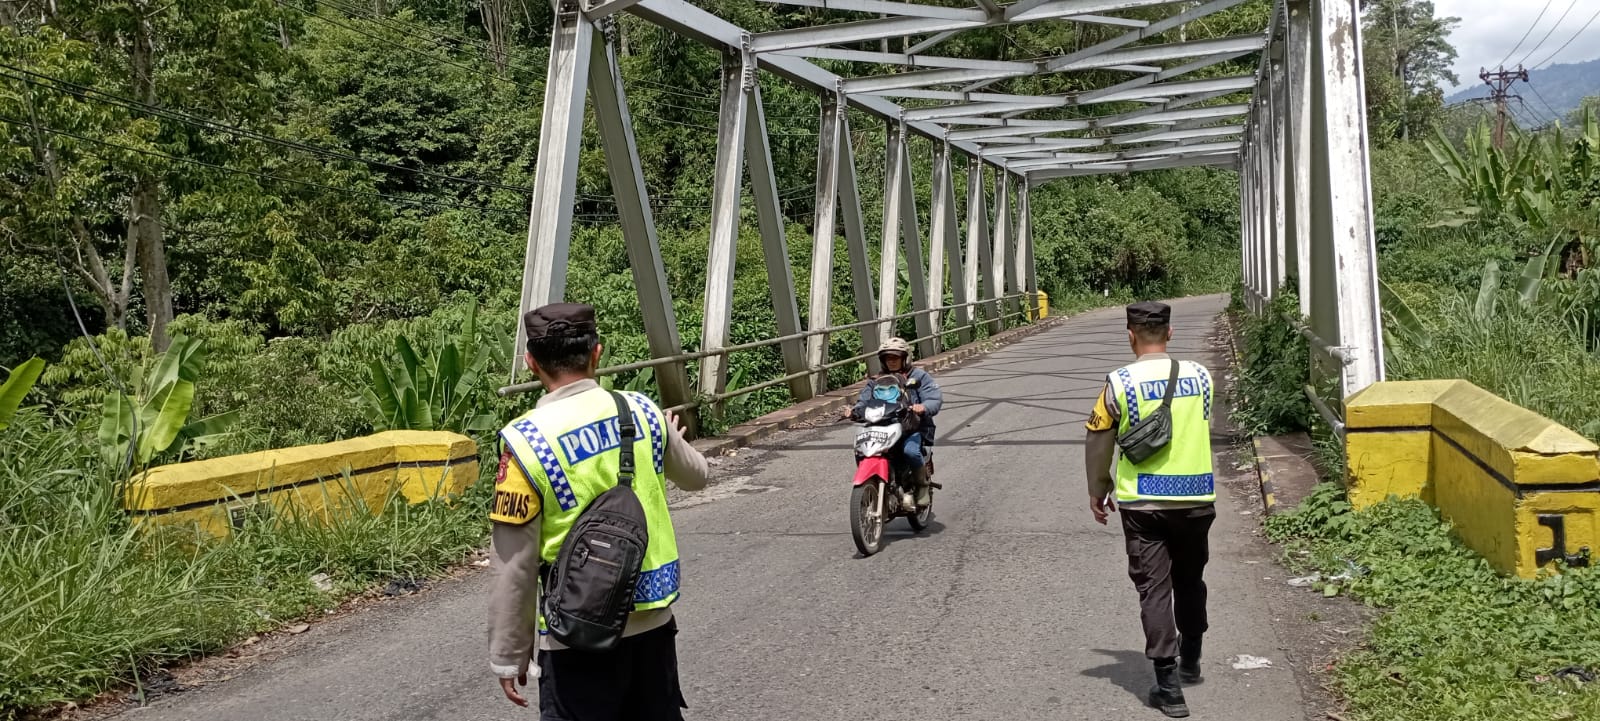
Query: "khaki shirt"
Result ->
[[486, 379, 709, 678], [1083, 352, 1207, 512]]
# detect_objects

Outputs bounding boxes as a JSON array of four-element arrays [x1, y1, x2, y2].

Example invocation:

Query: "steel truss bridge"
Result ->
[[505, 0, 1383, 433]]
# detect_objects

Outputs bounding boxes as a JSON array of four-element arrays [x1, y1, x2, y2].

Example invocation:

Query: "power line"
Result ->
[[1528, 7, 1600, 70], [0, 113, 525, 216], [1526, 82, 1565, 125], [1497, 0, 1556, 68], [1516, 0, 1580, 67], [0, 62, 536, 195], [1510, 99, 1538, 130]]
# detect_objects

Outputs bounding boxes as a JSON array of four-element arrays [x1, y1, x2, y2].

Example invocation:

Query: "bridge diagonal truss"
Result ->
[[509, 0, 1383, 435]]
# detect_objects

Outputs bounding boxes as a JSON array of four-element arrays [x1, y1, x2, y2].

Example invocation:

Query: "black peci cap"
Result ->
[[1126, 301, 1171, 326], [523, 303, 597, 341]]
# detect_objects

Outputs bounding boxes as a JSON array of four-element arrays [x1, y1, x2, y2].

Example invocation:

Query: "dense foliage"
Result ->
[[1, 0, 1253, 439], [0, 1, 1254, 714], [1268, 485, 1600, 721], [1220, 6, 1600, 720]]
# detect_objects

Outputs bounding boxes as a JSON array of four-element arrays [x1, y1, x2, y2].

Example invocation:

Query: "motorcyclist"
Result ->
[[843, 337, 943, 509]]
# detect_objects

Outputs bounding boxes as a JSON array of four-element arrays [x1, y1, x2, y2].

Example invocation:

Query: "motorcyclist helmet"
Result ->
[[877, 336, 912, 371]]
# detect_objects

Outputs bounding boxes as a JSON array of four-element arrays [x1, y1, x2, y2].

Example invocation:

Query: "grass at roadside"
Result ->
[[0, 408, 491, 718], [1385, 285, 1600, 441], [1266, 484, 1600, 721]]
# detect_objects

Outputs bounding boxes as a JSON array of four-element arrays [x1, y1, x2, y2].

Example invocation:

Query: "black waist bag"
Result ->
[[541, 391, 651, 652], [1116, 359, 1181, 465]]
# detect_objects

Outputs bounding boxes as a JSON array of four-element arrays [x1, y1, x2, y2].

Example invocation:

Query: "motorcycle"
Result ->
[[848, 374, 936, 556]]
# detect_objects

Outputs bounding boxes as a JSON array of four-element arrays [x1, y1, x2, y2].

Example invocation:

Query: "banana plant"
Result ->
[[0, 357, 45, 431], [1427, 108, 1599, 250], [362, 301, 502, 433], [98, 335, 239, 471], [1378, 278, 1431, 348]]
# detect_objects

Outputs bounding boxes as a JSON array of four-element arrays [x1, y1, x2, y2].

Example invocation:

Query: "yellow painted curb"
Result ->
[[1344, 380, 1600, 577], [126, 430, 480, 538], [1253, 435, 1277, 513]]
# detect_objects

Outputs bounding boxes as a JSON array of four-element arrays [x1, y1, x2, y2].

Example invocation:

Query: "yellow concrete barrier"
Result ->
[[125, 431, 480, 538], [1030, 291, 1049, 320], [1346, 380, 1600, 577]]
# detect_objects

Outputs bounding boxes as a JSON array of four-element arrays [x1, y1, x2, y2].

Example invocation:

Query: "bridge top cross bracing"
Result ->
[[518, 0, 1385, 431], [597, 0, 1265, 181]]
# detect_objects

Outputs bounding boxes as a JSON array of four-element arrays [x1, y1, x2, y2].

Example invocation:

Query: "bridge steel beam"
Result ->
[[837, 107, 883, 375], [1239, 131, 1253, 311], [1305, 0, 1383, 394], [838, 34, 1265, 94], [805, 94, 843, 395], [749, 0, 1187, 53], [993, 169, 1016, 319], [1268, 56, 1288, 301], [698, 50, 751, 403], [1254, 95, 1275, 306], [745, 74, 813, 402], [513, 10, 592, 376], [1018, 178, 1036, 303], [929, 141, 972, 350], [1286, 0, 1314, 317], [588, 22, 695, 415], [628, 0, 1010, 173], [879, 122, 938, 358], [966, 156, 1000, 334]]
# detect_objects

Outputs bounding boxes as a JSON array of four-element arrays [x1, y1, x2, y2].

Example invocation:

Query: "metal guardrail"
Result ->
[[1279, 311, 1354, 366], [497, 293, 1043, 413]]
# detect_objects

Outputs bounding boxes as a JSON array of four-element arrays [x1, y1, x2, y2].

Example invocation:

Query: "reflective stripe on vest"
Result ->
[[499, 388, 681, 611], [1108, 358, 1217, 504]]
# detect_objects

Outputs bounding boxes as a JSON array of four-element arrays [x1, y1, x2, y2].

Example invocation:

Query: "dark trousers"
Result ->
[[1119, 505, 1217, 660], [537, 620, 687, 721]]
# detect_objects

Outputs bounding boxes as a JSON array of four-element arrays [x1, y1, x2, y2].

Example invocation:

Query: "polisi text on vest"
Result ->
[[558, 416, 630, 464]]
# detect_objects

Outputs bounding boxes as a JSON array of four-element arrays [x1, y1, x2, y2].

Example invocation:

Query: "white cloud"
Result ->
[[1429, 0, 1600, 90]]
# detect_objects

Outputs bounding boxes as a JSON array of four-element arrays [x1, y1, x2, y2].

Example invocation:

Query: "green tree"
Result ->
[[2, 1, 297, 350], [1361, 0, 1460, 141]]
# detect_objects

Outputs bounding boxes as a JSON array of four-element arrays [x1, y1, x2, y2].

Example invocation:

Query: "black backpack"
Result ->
[[540, 391, 651, 652], [1116, 359, 1181, 465]]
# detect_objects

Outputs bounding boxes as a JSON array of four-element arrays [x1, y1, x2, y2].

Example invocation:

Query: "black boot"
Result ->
[[1148, 659, 1189, 718], [1178, 635, 1202, 685]]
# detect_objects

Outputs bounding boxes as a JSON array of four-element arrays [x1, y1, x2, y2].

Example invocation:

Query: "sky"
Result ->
[[1431, 0, 1600, 91]]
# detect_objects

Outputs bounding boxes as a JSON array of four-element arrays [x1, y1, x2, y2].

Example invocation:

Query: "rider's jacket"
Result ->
[[495, 385, 682, 614], [853, 366, 943, 438], [1105, 356, 1216, 504]]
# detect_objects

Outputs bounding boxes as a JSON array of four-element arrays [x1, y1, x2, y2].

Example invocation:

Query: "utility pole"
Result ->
[[1479, 64, 1529, 149]]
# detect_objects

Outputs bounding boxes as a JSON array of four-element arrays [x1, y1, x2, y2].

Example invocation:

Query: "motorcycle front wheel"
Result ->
[[850, 480, 884, 556]]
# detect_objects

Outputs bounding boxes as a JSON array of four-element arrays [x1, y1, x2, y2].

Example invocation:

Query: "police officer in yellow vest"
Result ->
[[1084, 301, 1217, 719], [487, 303, 709, 720]]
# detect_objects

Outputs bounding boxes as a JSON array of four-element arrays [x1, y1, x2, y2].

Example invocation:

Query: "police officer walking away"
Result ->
[[1083, 301, 1217, 718], [487, 303, 709, 720]]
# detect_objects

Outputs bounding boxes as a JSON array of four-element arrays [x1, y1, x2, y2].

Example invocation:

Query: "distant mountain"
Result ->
[[1446, 57, 1600, 127]]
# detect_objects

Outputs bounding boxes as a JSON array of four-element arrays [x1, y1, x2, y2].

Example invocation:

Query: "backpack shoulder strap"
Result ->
[[607, 391, 638, 488], [1160, 358, 1180, 407]]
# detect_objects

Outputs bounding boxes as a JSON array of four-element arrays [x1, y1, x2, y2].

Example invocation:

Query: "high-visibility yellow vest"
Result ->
[[1108, 358, 1217, 504], [496, 388, 681, 611]]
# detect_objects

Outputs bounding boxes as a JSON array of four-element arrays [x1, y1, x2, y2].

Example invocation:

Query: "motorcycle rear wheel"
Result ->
[[850, 481, 884, 556], [907, 492, 933, 531]]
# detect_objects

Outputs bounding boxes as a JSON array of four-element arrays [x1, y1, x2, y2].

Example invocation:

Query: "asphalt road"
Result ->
[[127, 294, 1307, 721]]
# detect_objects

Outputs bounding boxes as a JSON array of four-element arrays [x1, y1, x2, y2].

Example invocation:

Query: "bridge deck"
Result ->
[[130, 295, 1307, 721]]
